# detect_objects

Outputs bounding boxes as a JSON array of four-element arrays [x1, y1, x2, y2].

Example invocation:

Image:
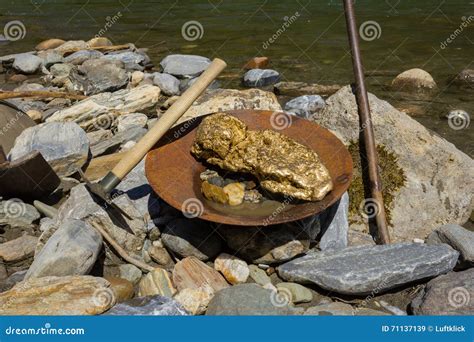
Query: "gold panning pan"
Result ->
[[145, 109, 353, 226]]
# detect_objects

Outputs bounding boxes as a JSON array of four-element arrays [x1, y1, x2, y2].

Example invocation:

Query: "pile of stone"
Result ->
[[0, 38, 473, 316]]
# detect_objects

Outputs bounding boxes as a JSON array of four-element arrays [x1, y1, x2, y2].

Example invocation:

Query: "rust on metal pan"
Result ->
[[145, 109, 353, 226]]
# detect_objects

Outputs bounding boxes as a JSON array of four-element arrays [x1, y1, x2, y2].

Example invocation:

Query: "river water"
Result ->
[[0, 0, 472, 156]]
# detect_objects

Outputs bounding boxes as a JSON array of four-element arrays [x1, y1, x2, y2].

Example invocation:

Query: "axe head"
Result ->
[[78, 169, 132, 219]]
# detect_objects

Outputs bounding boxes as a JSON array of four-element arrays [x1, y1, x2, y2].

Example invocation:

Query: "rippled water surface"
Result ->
[[0, 0, 472, 156]]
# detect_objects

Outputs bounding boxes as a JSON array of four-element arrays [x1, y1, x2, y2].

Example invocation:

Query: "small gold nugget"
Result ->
[[191, 113, 333, 201]]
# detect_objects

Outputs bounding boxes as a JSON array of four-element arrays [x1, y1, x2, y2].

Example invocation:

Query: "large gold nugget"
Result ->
[[191, 113, 333, 201]]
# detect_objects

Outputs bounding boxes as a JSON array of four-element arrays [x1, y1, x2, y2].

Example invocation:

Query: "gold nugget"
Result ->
[[191, 113, 333, 201]]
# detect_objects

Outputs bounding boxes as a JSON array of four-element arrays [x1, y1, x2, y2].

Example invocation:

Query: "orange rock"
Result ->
[[243, 57, 269, 70], [0, 276, 115, 315], [35, 38, 65, 51], [105, 276, 134, 302], [172, 256, 229, 292]]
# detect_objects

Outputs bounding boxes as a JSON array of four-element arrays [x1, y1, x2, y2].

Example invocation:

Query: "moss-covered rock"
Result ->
[[347, 142, 406, 225]]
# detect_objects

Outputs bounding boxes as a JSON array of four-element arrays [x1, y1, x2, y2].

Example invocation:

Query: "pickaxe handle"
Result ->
[[99, 58, 227, 193]]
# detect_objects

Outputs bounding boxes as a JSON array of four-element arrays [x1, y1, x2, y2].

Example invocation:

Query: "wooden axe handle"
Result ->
[[100, 58, 227, 192]]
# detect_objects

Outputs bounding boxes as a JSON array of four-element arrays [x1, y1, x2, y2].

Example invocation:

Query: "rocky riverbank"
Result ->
[[0, 38, 473, 316]]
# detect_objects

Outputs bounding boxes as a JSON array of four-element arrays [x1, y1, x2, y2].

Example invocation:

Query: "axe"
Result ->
[[80, 58, 227, 216]]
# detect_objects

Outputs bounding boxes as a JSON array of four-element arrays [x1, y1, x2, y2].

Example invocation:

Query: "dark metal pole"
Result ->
[[343, 0, 391, 244]]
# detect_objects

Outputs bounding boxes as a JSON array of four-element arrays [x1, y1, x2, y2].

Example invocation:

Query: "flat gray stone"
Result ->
[[242, 69, 280, 87], [206, 283, 294, 315], [37, 50, 63, 68], [411, 268, 474, 315], [8, 122, 90, 177], [153, 73, 180, 96], [86, 129, 113, 145], [26, 219, 102, 279], [105, 295, 188, 315], [0, 199, 40, 228], [426, 224, 474, 262], [162, 218, 222, 261], [76, 59, 128, 95], [90, 126, 146, 157], [284, 95, 325, 119], [319, 192, 349, 251], [160, 54, 211, 78], [278, 243, 459, 295], [116, 113, 148, 132], [13, 53, 43, 74], [102, 51, 148, 71], [64, 50, 103, 65]]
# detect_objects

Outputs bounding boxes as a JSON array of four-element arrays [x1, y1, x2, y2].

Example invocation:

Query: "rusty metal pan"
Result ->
[[145, 109, 353, 226]]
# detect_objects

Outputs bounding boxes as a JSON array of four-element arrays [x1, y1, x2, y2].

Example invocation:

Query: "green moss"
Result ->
[[348, 141, 406, 224]]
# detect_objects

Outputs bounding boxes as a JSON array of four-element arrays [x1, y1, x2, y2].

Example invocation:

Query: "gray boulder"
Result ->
[[313, 85, 474, 242], [242, 69, 280, 87], [26, 219, 102, 279], [76, 59, 128, 95], [102, 51, 148, 71], [105, 295, 188, 315], [160, 54, 211, 78], [426, 224, 474, 262], [319, 192, 349, 251], [179, 77, 220, 93], [64, 50, 103, 65], [8, 122, 89, 177], [90, 126, 146, 157], [37, 50, 63, 68], [206, 283, 294, 315], [48, 184, 147, 262], [50, 63, 74, 78], [162, 218, 222, 261], [153, 73, 180, 96], [13, 53, 43, 74], [218, 215, 320, 264], [284, 95, 326, 119], [116, 159, 160, 221], [411, 268, 474, 315], [278, 243, 459, 295]]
